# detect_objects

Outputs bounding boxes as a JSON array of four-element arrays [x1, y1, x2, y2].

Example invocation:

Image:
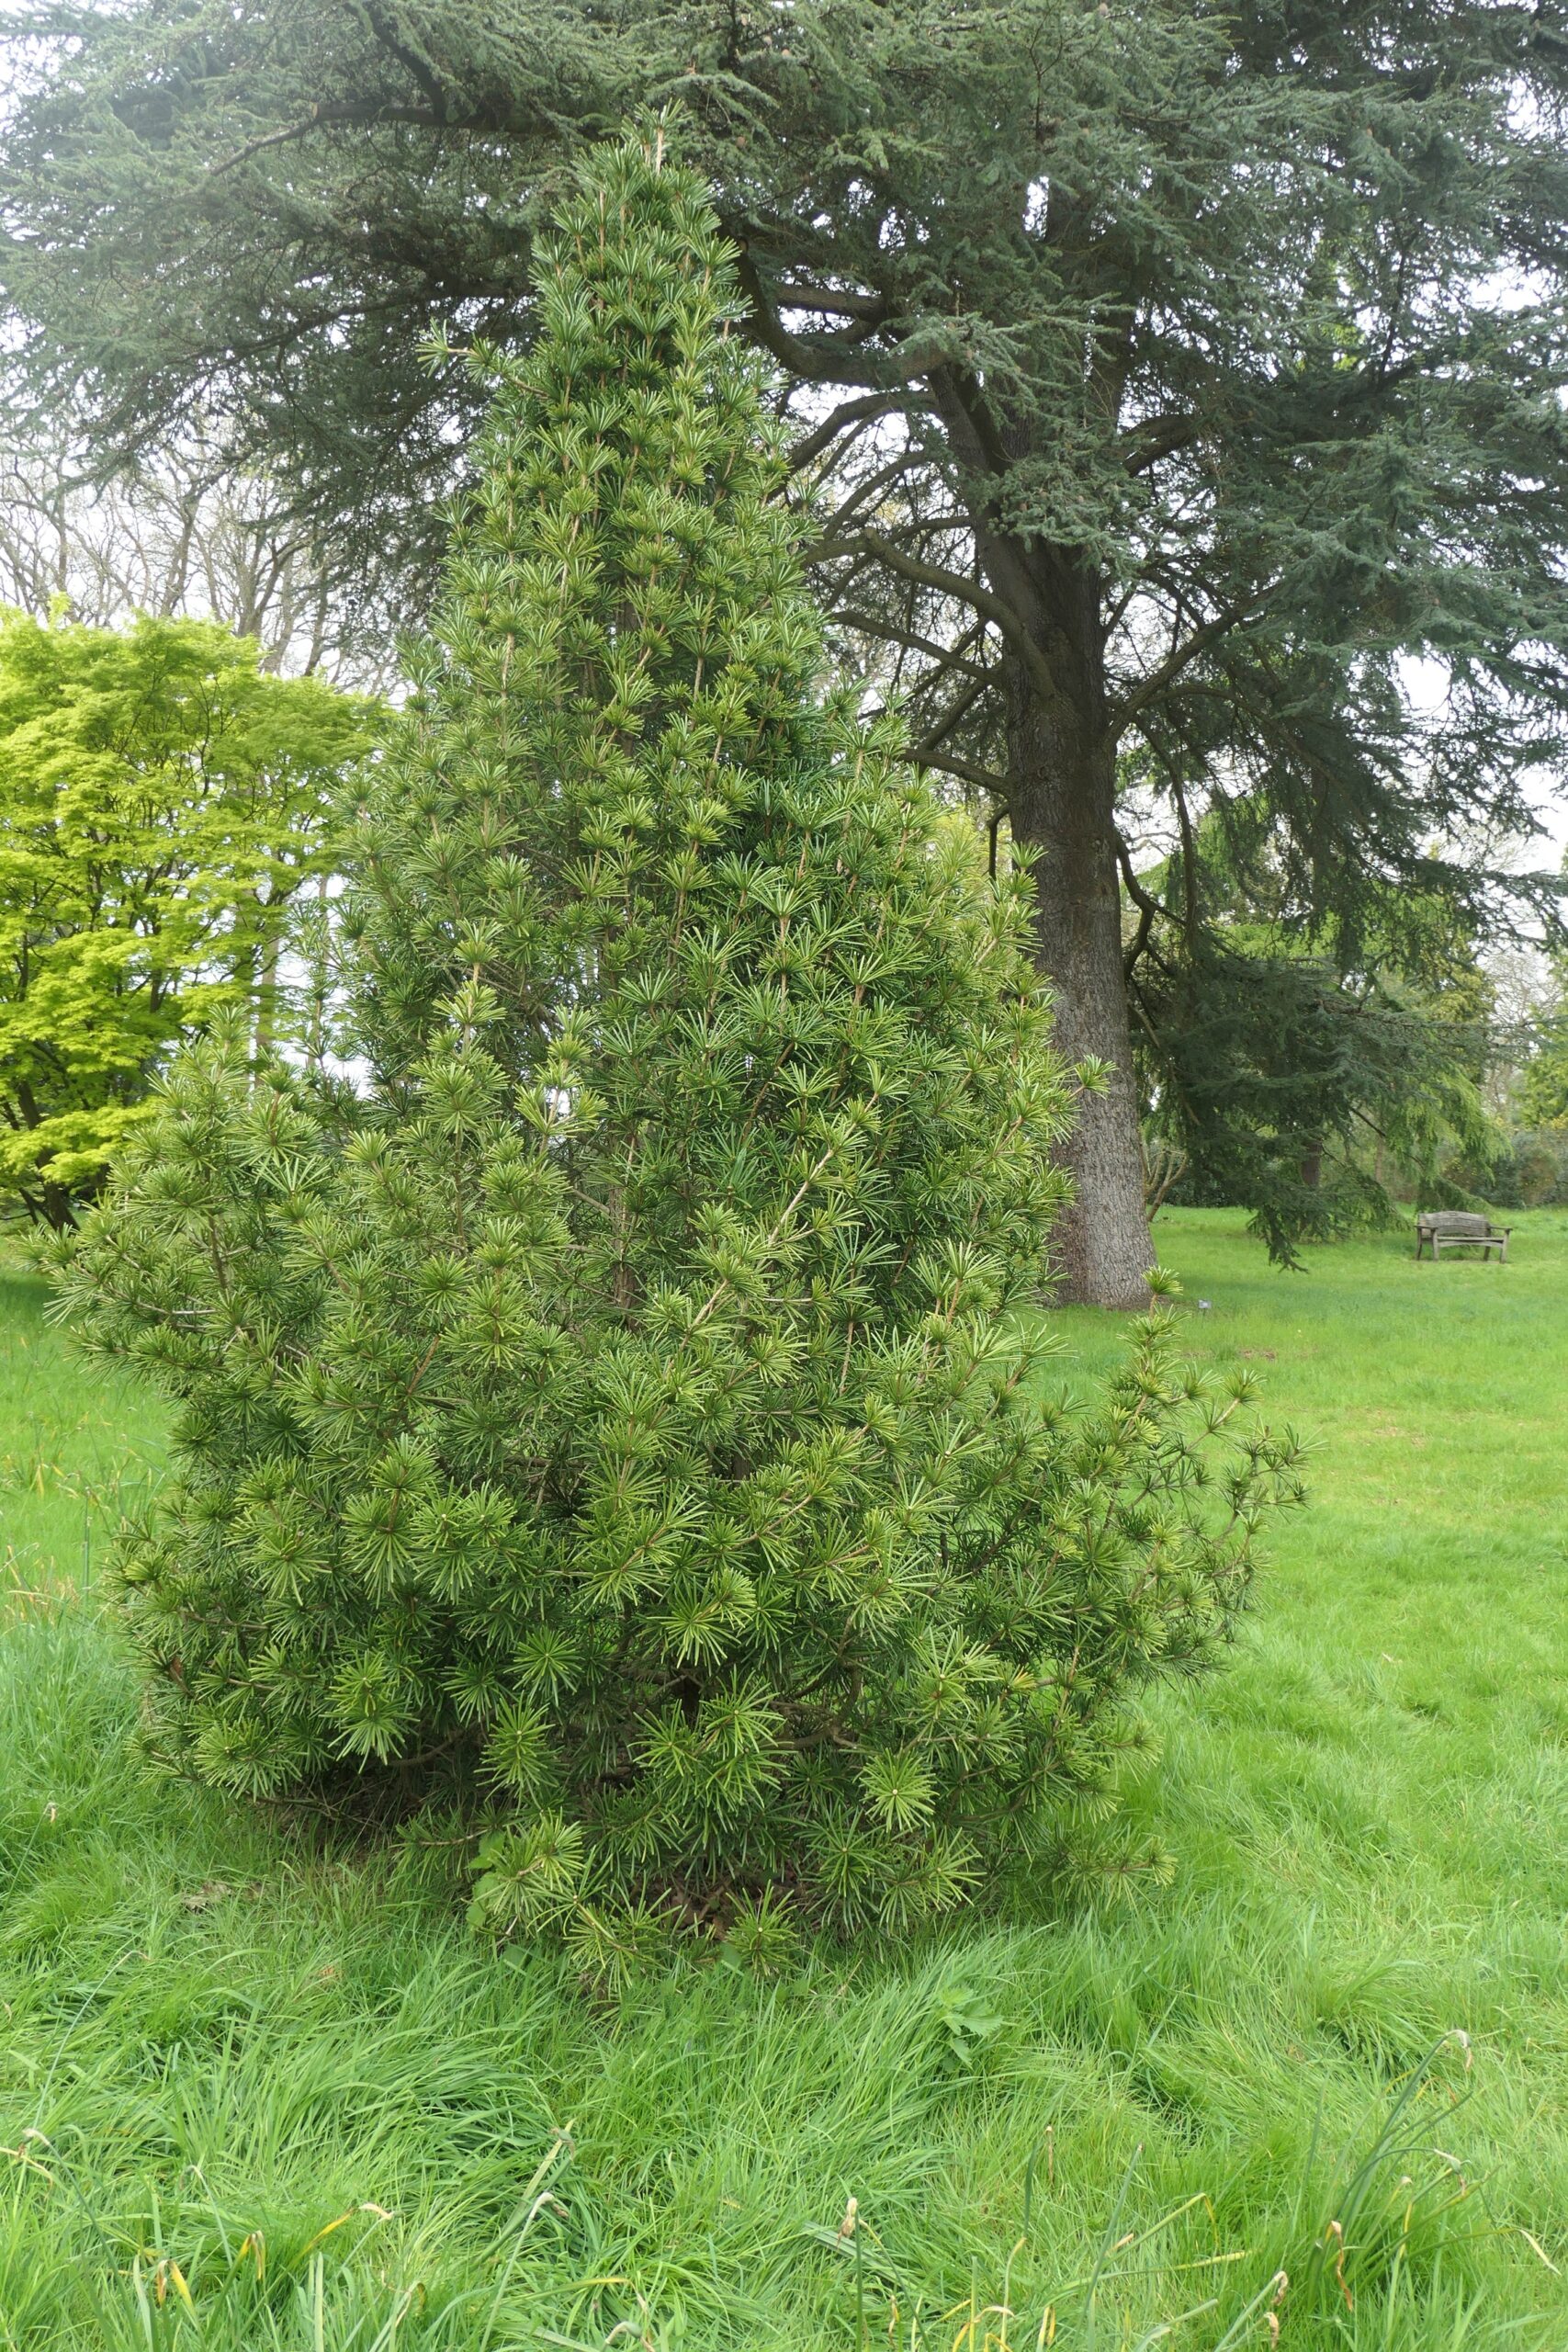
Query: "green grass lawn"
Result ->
[[2, 1213, 1566, 2350]]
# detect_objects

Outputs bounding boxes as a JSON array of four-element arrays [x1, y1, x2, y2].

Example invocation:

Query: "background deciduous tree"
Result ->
[[7, 0, 1568, 1295], [0, 420, 403, 688], [0, 612, 372, 1227], [1518, 982, 1568, 1131]]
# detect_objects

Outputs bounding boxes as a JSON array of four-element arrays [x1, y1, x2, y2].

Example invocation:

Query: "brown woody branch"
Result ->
[[911, 747, 1011, 797], [807, 526, 1050, 700], [1112, 593, 1271, 738], [833, 608, 993, 680], [786, 393, 905, 473]]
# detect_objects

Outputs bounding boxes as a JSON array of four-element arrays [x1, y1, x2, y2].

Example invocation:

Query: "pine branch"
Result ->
[[208, 100, 461, 175], [910, 664, 995, 761]]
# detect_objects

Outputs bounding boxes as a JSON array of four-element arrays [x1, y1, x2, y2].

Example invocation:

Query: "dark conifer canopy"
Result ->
[[11, 2, 1568, 1294]]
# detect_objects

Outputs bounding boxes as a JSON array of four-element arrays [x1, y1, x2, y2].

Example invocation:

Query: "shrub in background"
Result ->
[[1439, 1130, 1568, 1212], [1517, 1007, 1568, 1134], [56, 139, 1304, 1974], [0, 613, 369, 1229]]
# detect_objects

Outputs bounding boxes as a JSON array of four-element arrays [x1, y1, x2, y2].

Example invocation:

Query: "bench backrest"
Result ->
[[1417, 1211, 1491, 1235]]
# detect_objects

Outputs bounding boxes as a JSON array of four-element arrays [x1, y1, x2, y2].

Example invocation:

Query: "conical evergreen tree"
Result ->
[[59, 138, 1303, 1972]]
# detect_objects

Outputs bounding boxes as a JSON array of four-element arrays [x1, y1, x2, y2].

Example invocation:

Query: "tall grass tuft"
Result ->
[[4, 1215, 1567, 2346]]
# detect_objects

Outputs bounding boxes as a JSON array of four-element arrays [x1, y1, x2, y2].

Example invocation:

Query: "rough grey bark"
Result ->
[[970, 503, 1152, 1310], [1004, 652, 1152, 1310]]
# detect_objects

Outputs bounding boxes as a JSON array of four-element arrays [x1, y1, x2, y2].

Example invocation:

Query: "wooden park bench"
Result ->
[[1415, 1210, 1511, 1263]]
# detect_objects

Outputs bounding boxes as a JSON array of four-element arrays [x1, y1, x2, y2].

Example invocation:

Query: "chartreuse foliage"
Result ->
[[1518, 944, 1568, 1130], [0, 612, 370, 1228], [55, 141, 1303, 1968]]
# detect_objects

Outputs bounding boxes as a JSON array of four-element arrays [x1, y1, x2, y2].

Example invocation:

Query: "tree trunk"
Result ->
[[1000, 601, 1153, 1309], [36, 1178, 80, 1233]]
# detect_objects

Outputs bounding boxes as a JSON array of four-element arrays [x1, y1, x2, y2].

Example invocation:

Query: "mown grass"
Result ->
[[0, 1272, 166, 1611], [2, 1214, 1566, 2350]]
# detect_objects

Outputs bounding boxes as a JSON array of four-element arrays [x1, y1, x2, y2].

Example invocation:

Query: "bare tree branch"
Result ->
[[910, 747, 1011, 797], [1112, 594, 1272, 738], [911, 663, 992, 759], [734, 248, 934, 391], [832, 608, 994, 681], [1114, 829, 1171, 978], [808, 527, 1048, 698], [209, 99, 468, 175], [786, 393, 905, 473], [1118, 411, 1199, 477]]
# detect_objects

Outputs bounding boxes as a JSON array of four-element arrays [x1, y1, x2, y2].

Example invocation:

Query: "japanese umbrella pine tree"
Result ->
[[58, 140, 1303, 1970]]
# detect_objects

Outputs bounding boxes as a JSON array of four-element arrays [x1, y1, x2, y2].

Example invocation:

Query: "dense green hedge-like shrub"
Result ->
[[1440, 1131, 1568, 1210], [57, 140, 1304, 1973]]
